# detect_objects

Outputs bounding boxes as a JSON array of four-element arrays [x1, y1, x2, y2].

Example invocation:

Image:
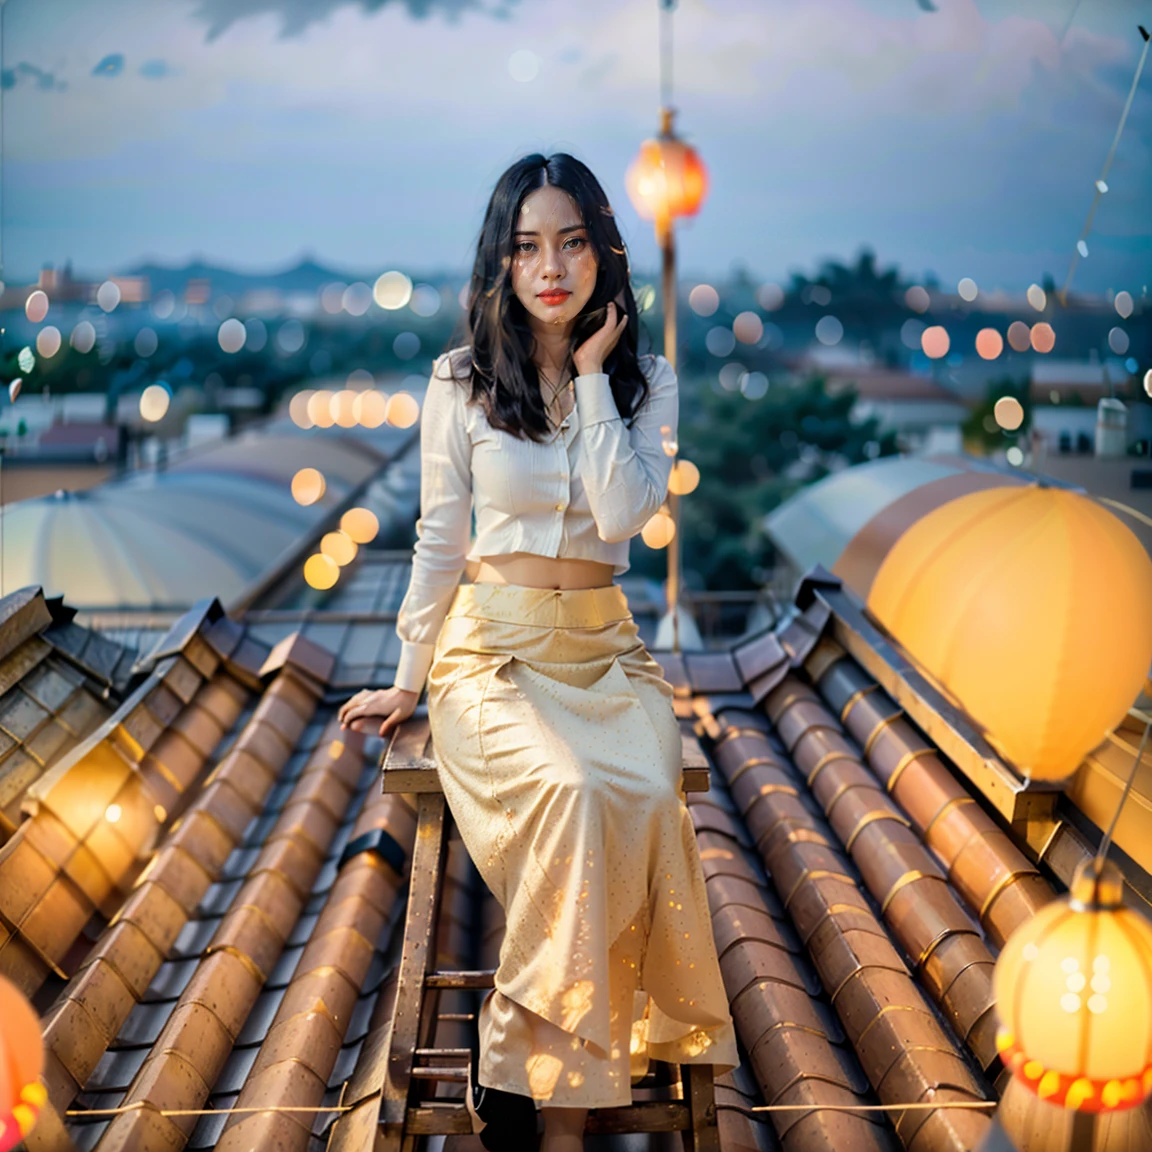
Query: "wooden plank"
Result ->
[[682, 1063, 721, 1152], [378, 790, 449, 1150], [385, 760, 709, 795], [405, 1100, 697, 1138], [586, 1102, 691, 1134], [425, 969, 496, 990], [681, 730, 710, 771]]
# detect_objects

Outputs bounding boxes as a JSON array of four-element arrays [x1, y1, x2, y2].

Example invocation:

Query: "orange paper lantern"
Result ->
[[625, 109, 708, 232], [995, 858, 1152, 1112], [867, 485, 1152, 781], [0, 976, 45, 1152]]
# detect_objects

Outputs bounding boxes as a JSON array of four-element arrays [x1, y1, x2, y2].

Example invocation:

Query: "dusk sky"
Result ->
[[1, 0, 1149, 296]]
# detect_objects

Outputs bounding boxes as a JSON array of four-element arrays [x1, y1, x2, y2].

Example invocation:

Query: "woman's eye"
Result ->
[[515, 241, 535, 253], [565, 237, 585, 249]]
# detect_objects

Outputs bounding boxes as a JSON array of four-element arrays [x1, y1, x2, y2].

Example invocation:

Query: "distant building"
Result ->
[[794, 347, 970, 454]]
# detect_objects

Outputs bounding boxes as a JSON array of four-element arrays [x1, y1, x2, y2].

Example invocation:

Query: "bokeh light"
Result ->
[[705, 327, 736, 357], [905, 286, 930, 313], [386, 392, 420, 428], [976, 329, 1004, 360], [347, 368, 374, 387], [289, 391, 314, 429], [757, 283, 784, 311], [733, 311, 763, 344], [635, 284, 657, 312], [374, 271, 413, 310], [718, 363, 744, 391], [660, 425, 678, 457], [921, 326, 950, 359], [815, 316, 843, 346], [1077, 240, 1089, 258], [1027, 284, 1047, 312], [689, 284, 719, 316], [140, 384, 171, 422], [994, 396, 1024, 431], [1108, 327, 1129, 355], [901, 318, 925, 349], [245, 318, 268, 353], [740, 371, 769, 400], [307, 390, 335, 428], [353, 390, 388, 428], [341, 507, 380, 543], [218, 318, 246, 354], [152, 289, 176, 319], [343, 282, 372, 317], [304, 553, 339, 590], [276, 319, 306, 355], [17, 347, 35, 374], [321, 282, 347, 314], [321, 530, 358, 567], [1007, 321, 1032, 352], [641, 511, 676, 549], [1114, 291, 1134, 319], [410, 284, 442, 317], [1030, 323, 1056, 353], [1006, 446, 1024, 467], [291, 467, 326, 506], [394, 331, 421, 360], [667, 459, 700, 496], [70, 321, 96, 354], [958, 277, 978, 302], [97, 281, 121, 312], [25, 290, 49, 323], [35, 327, 62, 358], [1144, 370, 1152, 398], [134, 327, 158, 358], [331, 390, 358, 428], [8, 380, 22, 403]]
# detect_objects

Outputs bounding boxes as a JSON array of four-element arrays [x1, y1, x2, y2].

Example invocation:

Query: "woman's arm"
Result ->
[[394, 354, 473, 694], [573, 354, 678, 544]]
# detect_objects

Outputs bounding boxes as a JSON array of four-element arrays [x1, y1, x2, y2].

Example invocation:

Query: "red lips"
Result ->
[[538, 290, 571, 305]]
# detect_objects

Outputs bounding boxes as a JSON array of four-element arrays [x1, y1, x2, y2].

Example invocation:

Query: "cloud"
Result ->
[[93, 53, 126, 76], [187, 0, 520, 42], [139, 58, 174, 78], [0, 61, 66, 91]]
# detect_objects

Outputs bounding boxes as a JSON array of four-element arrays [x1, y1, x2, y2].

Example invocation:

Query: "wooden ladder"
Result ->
[[376, 705, 722, 1151]]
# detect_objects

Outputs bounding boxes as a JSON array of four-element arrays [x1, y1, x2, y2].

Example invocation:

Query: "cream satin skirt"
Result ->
[[426, 582, 738, 1108]]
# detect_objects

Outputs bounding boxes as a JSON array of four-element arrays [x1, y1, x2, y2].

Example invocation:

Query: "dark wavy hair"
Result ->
[[442, 152, 654, 442]]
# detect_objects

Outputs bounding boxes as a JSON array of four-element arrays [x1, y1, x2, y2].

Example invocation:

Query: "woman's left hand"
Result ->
[[573, 300, 628, 377]]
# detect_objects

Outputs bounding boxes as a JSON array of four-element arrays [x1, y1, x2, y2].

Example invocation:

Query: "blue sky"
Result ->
[[0, 0, 1149, 295]]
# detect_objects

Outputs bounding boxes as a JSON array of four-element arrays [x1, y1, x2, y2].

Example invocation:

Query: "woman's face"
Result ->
[[509, 184, 599, 330]]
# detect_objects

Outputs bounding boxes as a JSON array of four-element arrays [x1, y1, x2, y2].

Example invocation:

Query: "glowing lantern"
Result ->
[[995, 857, 1152, 1112], [0, 975, 45, 1152], [867, 486, 1152, 781], [625, 108, 708, 234]]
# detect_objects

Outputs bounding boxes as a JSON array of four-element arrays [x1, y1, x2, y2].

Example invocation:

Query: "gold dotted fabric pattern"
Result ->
[[427, 582, 738, 1107]]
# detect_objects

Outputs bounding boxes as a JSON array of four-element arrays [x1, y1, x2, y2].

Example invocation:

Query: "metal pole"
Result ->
[[659, 212, 681, 653]]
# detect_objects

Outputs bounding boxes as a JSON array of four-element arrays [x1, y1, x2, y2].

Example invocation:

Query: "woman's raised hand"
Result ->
[[338, 686, 420, 739], [573, 299, 628, 377]]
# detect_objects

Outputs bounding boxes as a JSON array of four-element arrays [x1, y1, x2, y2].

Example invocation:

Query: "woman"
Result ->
[[339, 152, 737, 1152]]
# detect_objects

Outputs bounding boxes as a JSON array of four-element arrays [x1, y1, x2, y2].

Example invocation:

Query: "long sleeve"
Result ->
[[573, 354, 678, 544], [393, 356, 473, 694]]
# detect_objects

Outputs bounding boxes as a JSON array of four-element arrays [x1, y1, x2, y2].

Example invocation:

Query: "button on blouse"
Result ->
[[393, 347, 679, 694]]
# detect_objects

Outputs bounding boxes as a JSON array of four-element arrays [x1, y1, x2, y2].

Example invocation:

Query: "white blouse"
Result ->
[[393, 347, 679, 693]]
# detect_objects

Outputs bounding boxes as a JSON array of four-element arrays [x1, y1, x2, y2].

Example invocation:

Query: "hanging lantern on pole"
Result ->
[[624, 3, 709, 654], [994, 856, 1152, 1113]]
